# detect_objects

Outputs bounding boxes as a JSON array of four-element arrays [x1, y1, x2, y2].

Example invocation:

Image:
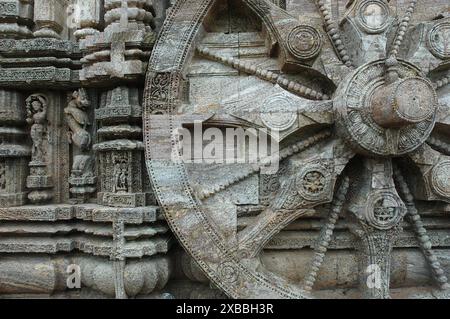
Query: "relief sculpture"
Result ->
[[0, 0, 448, 300], [143, 0, 450, 299], [26, 94, 48, 164], [65, 88, 96, 203]]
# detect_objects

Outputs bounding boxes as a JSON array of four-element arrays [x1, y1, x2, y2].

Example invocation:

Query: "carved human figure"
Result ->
[[25, 94, 48, 163], [113, 162, 128, 193], [64, 89, 91, 151], [119, 168, 128, 191]]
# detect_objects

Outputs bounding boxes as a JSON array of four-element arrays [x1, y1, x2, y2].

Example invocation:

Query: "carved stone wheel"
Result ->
[[143, 0, 450, 299]]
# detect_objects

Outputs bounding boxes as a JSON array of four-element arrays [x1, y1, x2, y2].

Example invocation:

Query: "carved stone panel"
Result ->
[[0, 0, 449, 300], [143, 0, 450, 299]]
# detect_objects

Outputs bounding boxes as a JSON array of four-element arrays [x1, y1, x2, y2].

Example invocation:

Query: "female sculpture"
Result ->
[[26, 94, 48, 163]]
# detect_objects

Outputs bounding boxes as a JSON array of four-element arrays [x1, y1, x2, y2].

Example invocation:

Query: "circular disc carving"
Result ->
[[217, 261, 239, 283], [427, 21, 450, 59], [356, 0, 390, 34], [431, 161, 450, 198], [260, 95, 297, 130], [366, 192, 405, 230], [287, 25, 322, 60], [296, 168, 330, 201]]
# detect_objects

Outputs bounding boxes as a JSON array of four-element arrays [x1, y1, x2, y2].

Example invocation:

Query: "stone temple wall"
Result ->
[[0, 0, 449, 299]]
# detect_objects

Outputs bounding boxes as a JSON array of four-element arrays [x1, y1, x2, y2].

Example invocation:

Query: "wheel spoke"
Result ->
[[314, 0, 353, 68], [237, 138, 354, 258], [196, 130, 331, 200], [343, 158, 406, 298], [302, 176, 349, 291], [394, 166, 449, 290], [433, 72, 450, 90], [197, 46, 330, 100], [407, 144, 450, 202]]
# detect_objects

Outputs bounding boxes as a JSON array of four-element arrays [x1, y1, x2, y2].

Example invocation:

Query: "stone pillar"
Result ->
[[0, 0, 34, 38], [94, 86, 152, 208], [78, 0, 163, 299], [0, 90, 30, 207], [70, 0, 103, 40], [33, 0, 65, 38]]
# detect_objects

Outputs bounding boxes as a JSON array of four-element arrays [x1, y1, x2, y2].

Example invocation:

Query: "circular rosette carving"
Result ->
[[355, 0, 391, 34], [334, 60, 437, 157], [287, 25, 323, 60], [365, 191, 406, 230], [431, 160, 450, 198], [217, 261, 239, 283], [260, 94, 297, 131], [427, 21, 450, 59], [295, 164, 332, 202]]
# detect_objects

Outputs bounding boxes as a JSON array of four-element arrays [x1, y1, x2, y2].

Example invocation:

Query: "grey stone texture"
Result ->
[[0, 0, 449, 299]]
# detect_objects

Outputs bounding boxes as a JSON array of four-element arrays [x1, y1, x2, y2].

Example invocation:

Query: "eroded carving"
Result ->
[[0, 0, 449, 301], [287, 25, 323, 60], [25, 93, 53, 204], [427, 20, 450, 59], [143, 0, 450, 300]]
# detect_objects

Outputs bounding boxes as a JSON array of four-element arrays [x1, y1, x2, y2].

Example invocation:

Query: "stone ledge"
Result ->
[[0, 67, 80, 89], [0, 204, 162, 223], [0, 235, 173, 258]]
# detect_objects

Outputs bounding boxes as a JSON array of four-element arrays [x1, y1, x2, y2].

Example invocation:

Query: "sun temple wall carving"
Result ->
[[0, 0, 449, 299], [0, 0, 174, 299]]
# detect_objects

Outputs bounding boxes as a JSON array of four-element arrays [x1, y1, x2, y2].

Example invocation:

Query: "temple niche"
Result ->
[[0, 0, 449, 299]]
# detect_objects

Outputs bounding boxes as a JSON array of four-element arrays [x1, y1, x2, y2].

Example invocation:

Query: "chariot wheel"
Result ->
[[143, 0, 450, 298]]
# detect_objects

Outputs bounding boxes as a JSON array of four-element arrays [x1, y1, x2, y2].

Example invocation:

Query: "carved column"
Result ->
[[78, 0, 162, 299], [94, 86, 152, 207], [33, 0, 65, 38], [0, 90, 30, 206], [0, 0, 33, 38]]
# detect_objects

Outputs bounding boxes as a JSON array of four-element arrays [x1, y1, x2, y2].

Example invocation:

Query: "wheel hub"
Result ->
[[334, 60, 438, 157]]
